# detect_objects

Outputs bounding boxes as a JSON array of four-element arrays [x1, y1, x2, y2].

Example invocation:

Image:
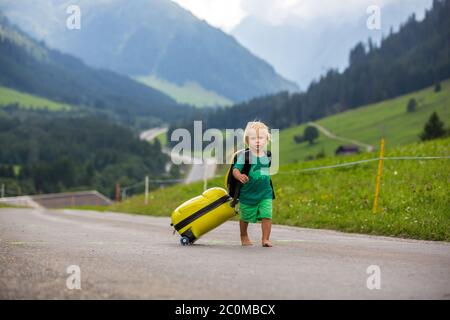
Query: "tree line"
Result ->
[[0, 108, 178, 198]]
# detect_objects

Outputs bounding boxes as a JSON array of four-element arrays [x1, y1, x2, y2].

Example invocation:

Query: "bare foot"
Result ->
[[262, 241, 273, 247], [241, 236, 253, 246]]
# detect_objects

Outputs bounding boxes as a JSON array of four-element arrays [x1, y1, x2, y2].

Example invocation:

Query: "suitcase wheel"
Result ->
[[180, 236, 190, 246]]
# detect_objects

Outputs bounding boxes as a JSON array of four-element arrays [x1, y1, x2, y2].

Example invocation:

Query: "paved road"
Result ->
[[139, 127, 168, 141], [161, 147, 218, 184], [140, 127, 218, 184], [1, 207, 449, 299]]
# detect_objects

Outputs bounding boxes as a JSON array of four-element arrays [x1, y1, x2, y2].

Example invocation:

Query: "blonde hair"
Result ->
[[243, 120, 271, 146]]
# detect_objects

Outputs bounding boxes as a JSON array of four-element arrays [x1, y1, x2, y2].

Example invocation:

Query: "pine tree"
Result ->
[[420, 112, 446, 141]]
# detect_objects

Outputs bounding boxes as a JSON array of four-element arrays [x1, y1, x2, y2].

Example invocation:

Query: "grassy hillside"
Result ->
[[0, 86, 73, 111], [136, 75, 233, 108], [0, 12, 195, 129], [279, 80, 450, 164], [79, 137, 450, 241]]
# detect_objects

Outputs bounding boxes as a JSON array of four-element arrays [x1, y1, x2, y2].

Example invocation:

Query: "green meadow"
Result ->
[[279, 80, 450, 164], [0, 86, 73, 111], [136, 75, 233, 108]]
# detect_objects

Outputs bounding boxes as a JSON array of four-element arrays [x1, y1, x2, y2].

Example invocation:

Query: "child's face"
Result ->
[[247, 128, 269, 151]]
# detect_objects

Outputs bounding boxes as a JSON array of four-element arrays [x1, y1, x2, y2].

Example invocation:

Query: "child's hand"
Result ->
[[237, 173, 249, 184], [233, 168, 249, 184]]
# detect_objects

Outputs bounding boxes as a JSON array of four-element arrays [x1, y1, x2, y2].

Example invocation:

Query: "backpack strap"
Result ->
[[241, 148, 251, 175], [270, 179, 275, 199], [266, 150, 275, 199], [229, 148, 250, 207]]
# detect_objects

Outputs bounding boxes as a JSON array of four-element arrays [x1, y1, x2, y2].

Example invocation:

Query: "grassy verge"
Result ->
[[273, 138, 449, 241], [62, 205, 111, 212], [76, 137, 450, 241], [0, 203, 28, 208]]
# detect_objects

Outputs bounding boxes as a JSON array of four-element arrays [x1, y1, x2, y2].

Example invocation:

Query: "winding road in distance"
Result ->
[[140, 127, 218, 184]]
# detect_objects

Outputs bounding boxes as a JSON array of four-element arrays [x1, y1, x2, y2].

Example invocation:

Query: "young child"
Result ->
[[232, 121, 274, 247]]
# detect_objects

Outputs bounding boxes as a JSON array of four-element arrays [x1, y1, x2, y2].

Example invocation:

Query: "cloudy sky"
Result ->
[[171, 0, 429, 32]]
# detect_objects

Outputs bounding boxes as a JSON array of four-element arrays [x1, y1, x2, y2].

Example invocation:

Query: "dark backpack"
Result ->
[[225, 148, 275, 207]]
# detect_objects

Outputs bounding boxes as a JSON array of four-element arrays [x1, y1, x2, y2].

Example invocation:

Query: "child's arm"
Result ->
[[233, 168, 249, 184]]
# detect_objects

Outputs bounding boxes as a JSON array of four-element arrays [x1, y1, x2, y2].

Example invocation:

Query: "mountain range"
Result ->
[[0, 0, 299, 104], [231, 0, 434, 89], [0, 11, 197, 129]]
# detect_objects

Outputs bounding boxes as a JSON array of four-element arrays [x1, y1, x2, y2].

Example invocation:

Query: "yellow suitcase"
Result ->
[[171, 187, 238, 245]]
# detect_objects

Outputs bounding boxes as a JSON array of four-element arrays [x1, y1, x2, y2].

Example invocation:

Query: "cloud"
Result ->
[[171, 0, 246, 32], [172, 0, 431, 31]]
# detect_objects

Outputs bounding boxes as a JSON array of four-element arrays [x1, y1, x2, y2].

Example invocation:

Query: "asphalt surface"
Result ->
[[140, 126, 218, 184], [139, 127, 168, 141], [161, 147, 218, 184], [1, 207, 449, 299]]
